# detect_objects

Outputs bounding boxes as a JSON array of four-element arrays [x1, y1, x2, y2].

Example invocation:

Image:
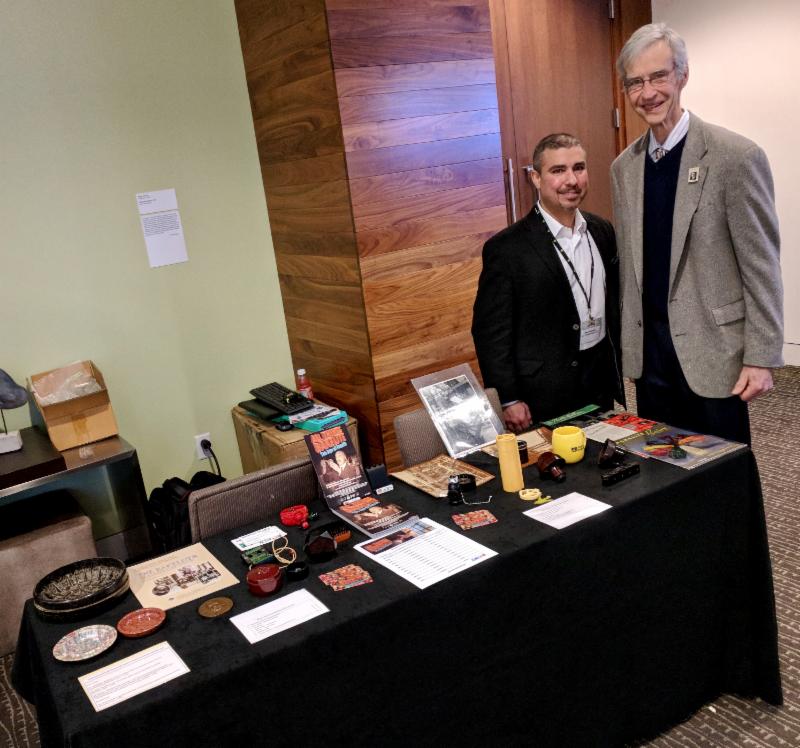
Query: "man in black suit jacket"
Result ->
[[472, 133, 624, 432]]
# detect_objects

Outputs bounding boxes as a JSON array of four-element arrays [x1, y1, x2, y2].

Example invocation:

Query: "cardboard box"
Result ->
[[232, 406, 359, 474], [30, 361, 119, 451]]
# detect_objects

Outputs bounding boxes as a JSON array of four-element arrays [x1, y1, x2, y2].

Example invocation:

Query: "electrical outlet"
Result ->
[[194, 433, 211, 460]]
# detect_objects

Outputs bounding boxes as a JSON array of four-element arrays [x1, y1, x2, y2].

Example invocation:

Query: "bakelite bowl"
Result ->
[[246, 563, 284, 597]]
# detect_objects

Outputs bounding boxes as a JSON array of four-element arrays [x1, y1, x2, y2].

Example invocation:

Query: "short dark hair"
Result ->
[[531, 133, 583, 173]]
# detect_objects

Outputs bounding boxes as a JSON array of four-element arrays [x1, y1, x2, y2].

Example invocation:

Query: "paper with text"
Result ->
[[231, 526, 286, 551], [230, 589, 329, 644], [523, 492, 611, 529], [355, 518, 496, 589], [78, 641, 189, 712], [136, 188, 188, 268]]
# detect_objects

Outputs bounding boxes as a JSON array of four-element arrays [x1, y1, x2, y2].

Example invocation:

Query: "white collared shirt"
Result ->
[[537, 202, 606, 350], [648, 109, 690, 161]]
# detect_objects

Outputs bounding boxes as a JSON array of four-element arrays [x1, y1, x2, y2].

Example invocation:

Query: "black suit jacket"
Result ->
[[471, 207, 624, 423]]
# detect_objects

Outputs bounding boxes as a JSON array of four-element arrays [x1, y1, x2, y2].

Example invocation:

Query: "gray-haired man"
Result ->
[[611, 23, 783, 443]]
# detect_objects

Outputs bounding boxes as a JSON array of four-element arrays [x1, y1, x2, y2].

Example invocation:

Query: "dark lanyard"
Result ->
[[535, 205, 595, 321]]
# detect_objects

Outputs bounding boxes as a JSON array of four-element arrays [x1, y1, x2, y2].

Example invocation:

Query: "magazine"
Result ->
[[614, 421, 745, 469], [411, 364, 504, 458], [583, 412, 658, 443], [127, 543, 238, 610], [391, 454, 494, 498], [305, 425, 417, 538]]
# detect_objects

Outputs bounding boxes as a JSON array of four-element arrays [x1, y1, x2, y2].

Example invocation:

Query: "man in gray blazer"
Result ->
[[611, 23, 783, 443]]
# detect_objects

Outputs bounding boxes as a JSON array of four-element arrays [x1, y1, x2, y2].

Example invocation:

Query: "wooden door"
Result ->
[[492, 0, 618, 221], [612, 0, 653, 150]]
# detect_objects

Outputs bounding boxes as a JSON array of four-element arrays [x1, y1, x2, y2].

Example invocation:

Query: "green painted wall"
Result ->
[[0, 1, 292, 492]]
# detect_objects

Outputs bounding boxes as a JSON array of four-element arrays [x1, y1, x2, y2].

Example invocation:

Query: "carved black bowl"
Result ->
[[33, 557, 127, 613]]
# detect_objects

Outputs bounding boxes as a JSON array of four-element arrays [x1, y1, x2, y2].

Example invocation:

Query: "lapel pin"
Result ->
[[688, 166, 700, 184]]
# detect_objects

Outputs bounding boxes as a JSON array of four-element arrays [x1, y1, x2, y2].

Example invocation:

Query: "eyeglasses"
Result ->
[[623, 66, 674, 94], [463, 493, 492, 506]]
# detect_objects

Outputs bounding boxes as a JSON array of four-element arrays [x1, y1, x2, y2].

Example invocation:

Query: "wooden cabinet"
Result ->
[[234, 0, 649, 468]]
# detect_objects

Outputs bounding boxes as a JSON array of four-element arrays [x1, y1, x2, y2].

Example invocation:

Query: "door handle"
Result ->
[[523, 164, 537, 198], [505, 157, 517, 224]]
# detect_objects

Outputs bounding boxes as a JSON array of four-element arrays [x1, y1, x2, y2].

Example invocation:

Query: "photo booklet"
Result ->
[[411, 364, 504, 459], [305, 424, 417, 538]]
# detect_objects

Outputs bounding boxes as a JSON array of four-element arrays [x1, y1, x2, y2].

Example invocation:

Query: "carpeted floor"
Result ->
[[0, 652, 37, 748], [2, 368, 798, 748], [628, 366, 800, 747]]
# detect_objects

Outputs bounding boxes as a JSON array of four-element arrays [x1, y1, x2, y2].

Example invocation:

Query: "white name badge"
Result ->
[[580, 317, 603, 348]]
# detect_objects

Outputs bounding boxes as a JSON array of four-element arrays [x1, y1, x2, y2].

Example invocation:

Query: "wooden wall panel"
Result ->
[[356, 204, 506, 258], [327, 0, 480, 8], [237, 0, 637, 468], [269, 230, 355, 257], [236, 0, 322, 51], [324, 0, 502, 467], [339, 83, 499, 126], [331, 32, 493, 68], [326, 6, 491, 38], [349, 158, 502, 207], [364, 282, 481, 350], [248, 70, 339, 123], [334, 59, 497, 97], [275, 253, 361, 283], [236, 0, 505, 467], [240, 14, 329, 74], [343, 109, 499, 152], [235, 0, 382, 462], [345, 132, 501, 178], [372, 329, 478, 391], [262, 152, 348, 189], [360, 231, 491, 281], [352, 181, 504, 231]]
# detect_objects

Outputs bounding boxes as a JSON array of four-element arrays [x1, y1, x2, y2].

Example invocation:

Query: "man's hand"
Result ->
[[731, 365, 774, 402], [503, 402, 532, 433]]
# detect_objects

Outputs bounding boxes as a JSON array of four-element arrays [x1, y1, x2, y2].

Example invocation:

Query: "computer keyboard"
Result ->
[[249, 382, 315, 415]]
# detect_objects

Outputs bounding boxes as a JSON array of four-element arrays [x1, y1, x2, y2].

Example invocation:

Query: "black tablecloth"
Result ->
[[13, 443, 782, 747]]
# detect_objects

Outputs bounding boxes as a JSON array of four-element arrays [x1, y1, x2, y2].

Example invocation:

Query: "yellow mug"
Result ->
[[551, 425, 587, 464]]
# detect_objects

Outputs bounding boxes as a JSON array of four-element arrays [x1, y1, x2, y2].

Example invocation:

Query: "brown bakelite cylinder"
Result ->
[[537, 451, 567, 482]]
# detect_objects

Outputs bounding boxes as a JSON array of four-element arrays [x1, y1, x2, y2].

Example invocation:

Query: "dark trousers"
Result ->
[[637, 318, 751, 444], [577, 337, 617, 413]]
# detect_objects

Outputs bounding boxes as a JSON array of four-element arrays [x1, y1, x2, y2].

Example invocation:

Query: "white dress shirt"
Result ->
[[648, 109, 690, 161], [538, 202, 606, 350]]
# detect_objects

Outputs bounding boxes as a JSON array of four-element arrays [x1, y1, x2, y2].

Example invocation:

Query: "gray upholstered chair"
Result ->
[[188, 457, 319, 542], [393, 387, 503, 467]]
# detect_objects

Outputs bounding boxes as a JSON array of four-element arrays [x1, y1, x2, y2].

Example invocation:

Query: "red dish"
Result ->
[[116, 608, 166, 638]]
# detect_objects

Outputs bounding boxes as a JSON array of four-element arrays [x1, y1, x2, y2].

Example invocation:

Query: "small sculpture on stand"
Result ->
[[0, 369, 28, 453]]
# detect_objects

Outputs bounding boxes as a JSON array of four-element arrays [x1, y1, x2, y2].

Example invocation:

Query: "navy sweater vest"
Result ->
[[642, 137, 686, 323]]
